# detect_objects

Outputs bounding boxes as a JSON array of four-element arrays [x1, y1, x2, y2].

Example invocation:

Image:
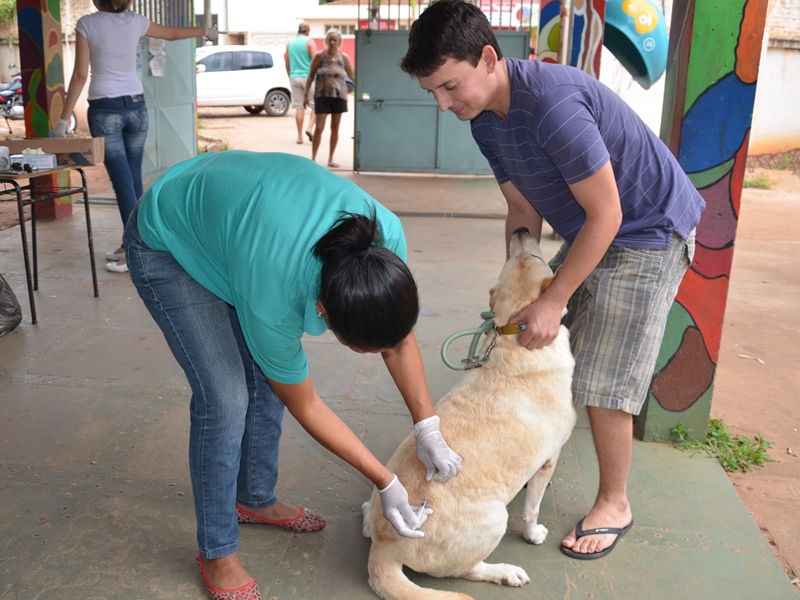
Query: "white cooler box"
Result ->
[[10, 153, 58, 169]]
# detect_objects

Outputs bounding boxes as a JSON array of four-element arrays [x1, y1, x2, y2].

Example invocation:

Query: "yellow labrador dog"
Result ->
[[361, 228, 577, 600]]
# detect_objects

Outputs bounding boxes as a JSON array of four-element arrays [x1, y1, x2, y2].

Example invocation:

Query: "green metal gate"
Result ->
[[352, 1, 532, 174], [354, 30, 529, 174]]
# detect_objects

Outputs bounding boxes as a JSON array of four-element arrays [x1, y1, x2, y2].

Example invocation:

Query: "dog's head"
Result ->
[[488, 228, 555, 325]]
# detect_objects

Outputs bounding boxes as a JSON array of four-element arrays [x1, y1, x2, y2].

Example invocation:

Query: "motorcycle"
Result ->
[[0, 64, 77, 134]]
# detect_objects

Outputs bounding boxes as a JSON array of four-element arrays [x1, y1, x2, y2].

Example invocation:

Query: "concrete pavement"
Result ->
[[0, 102, 797, 599]]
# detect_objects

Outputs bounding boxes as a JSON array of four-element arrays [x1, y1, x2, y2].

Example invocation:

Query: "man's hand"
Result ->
[[510, 296, 565, 350], [414, 415, 463, 482], [378, 475, 431, 537]]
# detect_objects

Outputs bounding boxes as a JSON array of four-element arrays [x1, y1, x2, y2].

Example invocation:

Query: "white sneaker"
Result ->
[[105, 250, 124, 261], [106, 261, 129, 273]]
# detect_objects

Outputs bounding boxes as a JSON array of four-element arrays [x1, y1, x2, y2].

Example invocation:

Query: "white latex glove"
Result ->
[[51, 119, 70, 138], [203, 27, 219, 43], [414, 415, 463, 482], [378, 475, 431, 538]]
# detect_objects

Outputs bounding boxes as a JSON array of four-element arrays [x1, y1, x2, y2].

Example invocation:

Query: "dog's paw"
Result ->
[[462, 561, 530, 587], [522, 522, 548, 545], [499, 564, 530, 587]]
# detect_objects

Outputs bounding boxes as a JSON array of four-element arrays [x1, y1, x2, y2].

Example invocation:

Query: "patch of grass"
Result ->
[[669, 418, 776, 473], [0, 0, 15, 23], [777, 152, 791, 170], [743, 176, 774, 189]]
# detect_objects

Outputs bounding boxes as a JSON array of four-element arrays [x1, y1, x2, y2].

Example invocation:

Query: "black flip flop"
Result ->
[[560, 517, 633, 560]]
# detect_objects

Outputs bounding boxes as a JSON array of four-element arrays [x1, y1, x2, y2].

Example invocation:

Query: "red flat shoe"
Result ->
[[236, 504, 327, 533], [196, 552, 261, 600]]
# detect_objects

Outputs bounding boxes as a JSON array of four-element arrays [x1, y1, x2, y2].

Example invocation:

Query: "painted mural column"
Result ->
[[538, 0, 606, 74], [568, 0, 606, 77], [17, 0, 70, 218], [635, 0, 770, 441], [537, 0, 564, 63]]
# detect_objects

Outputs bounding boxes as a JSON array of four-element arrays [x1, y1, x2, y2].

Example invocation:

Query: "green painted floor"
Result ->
[[0, 192, 795, 599]]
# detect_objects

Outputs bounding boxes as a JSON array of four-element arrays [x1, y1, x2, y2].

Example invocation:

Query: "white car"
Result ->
[[195, 45, 291, 116]]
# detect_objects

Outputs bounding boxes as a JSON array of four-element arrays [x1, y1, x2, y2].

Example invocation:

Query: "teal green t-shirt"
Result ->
[[137, 151, 407, 384], [287, 35, 312, 79]]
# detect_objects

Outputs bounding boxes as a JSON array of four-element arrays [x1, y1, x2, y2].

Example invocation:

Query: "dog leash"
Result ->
[[440, 311, 526, 371]]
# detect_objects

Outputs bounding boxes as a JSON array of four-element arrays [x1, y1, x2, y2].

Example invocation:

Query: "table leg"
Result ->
[[12, 181, 36, 324], [31, 200, 38, 291], [76, 168, 98, 297]]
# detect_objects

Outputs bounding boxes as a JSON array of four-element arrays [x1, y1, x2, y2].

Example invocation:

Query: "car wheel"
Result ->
[[244, 105, 264, 115], [264, 90, 290, 117]]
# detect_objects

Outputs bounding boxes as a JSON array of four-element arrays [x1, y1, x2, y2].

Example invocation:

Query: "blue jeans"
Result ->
[[123, 204, 285, 558], [88, 95, 149, 228]]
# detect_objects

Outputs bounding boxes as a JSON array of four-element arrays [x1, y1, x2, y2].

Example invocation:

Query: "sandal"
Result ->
[[305, 130, 313, 142], [327, 162, 340, 168], [559, 517, 633, 560], [196, 551, 261, 600], [236, 504, 326, 533]]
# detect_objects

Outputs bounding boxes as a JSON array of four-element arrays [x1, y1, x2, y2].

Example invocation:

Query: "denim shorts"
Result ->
[[549, 231, 695, 415]]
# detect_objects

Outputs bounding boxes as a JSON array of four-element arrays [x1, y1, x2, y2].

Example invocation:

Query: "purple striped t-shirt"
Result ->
[[471, 58, 704, 249]]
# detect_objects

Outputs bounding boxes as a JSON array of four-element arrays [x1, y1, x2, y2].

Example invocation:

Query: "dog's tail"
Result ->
[[368, 546, 473, 600]]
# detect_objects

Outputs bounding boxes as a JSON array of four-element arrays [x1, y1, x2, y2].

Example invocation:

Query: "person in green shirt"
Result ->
[[285, 22, 317, 144], [123, 151, 461, 598]]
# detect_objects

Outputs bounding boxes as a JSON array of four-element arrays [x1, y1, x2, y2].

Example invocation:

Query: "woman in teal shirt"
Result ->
[[123, 152, 461, 598]]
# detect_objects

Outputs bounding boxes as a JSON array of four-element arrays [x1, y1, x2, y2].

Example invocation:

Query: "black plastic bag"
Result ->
[[0, 273, 22, 336]]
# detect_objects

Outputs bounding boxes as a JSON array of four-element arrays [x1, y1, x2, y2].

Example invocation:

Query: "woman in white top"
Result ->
[[53, 0, 217, 273]]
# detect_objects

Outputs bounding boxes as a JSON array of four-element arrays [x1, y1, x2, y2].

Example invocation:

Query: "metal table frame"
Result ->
[[0, 166, 98, 324]]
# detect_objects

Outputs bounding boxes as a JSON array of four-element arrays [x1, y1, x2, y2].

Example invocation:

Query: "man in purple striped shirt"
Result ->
[[402, 0, 705, 561]]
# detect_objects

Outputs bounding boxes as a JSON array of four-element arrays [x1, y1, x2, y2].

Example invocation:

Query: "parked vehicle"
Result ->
[[195, 46, 291, 116], [0, 64, 23, 133], [0, 64, 77, 134]]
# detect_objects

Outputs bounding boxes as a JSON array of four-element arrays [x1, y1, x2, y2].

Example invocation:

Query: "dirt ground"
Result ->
[[2, 108, 799, 591]]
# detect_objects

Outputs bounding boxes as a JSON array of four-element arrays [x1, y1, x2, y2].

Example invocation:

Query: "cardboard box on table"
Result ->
[[0, 137, 105, 218], [0, 137, 104, 167]]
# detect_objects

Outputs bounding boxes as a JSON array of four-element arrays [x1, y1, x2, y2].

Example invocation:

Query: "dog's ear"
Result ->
[[488, 286, 498, 310]]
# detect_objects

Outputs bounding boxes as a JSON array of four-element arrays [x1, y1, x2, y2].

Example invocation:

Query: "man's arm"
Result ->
[[500, 179, 543, 247], [284, 43, 291, 75], [510, 160, 622, 349]]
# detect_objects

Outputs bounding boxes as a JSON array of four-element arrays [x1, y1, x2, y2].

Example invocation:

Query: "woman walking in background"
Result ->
[[304, 28, 354, 169], [52, 0, 217, 273]]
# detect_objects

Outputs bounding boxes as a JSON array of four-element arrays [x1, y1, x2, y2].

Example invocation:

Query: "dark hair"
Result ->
[[314, 208, 419, 352], [96, 0, 132, 13], [400, 0, 503, 78]]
